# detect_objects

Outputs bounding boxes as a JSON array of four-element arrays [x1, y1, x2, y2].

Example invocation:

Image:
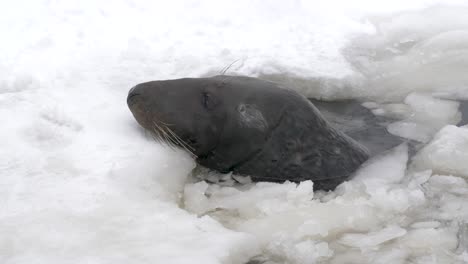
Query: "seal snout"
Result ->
[[127, 84, 151, 129]]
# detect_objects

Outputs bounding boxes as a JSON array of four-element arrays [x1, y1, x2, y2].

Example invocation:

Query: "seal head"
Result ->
[[128, 76, 369, 190]]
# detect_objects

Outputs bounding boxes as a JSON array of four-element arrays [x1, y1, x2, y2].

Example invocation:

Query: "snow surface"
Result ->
[[2, 0, 468, 263]]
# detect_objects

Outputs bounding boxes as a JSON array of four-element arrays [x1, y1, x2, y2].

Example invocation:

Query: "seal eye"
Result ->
[[202, 92, 215, 110]]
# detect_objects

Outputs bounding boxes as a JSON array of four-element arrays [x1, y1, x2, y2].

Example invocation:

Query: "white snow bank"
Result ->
[[0, 204, 258, 264], [0, 74, 258, 263]]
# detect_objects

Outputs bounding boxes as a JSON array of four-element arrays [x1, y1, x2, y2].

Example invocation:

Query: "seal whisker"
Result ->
[[221, 75, 235, 84], [163, 129, 179, 151], [152, 121, 174, 149], [165, 126, 197, 157], [153, 125, 169, 147], [159, 121, 188, 153], [166, 126, 195, 151], [219, 59, 240, 75], [164, 127, 186, 147], [150, 122, 165, 142], [157, 122, 178, 149], [153, 121, 184, 152], [159, 120, 174, 127], [151, 125, 172, 149]]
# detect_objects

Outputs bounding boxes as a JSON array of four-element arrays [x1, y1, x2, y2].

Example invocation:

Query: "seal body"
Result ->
[[127, 75, 369, 190]]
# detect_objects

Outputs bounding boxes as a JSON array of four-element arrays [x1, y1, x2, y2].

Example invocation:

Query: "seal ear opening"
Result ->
[[237, 104, 268, 131]]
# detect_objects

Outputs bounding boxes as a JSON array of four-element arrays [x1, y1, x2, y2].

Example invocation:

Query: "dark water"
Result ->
[[309, 98, 409, 156]]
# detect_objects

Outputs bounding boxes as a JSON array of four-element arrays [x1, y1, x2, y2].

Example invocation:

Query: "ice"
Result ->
[[386, 93, 461, 142], [182, 122, 468, 262], [338, 225, 407, 248], [3, 1, 468, 264], [400, 227, 458, 254], [183, 144, 430, 262], [353, 144, 408, 187], [410, 221, 441, 229], [411, 125, 468, 177], [341, 5, 468, 101], [457, 223, 468, 254]]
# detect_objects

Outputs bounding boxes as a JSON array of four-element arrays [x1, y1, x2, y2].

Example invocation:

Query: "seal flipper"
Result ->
[[308, 98, 405, 156]]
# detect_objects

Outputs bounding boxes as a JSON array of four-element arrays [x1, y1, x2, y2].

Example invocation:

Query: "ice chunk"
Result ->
[[387, 121, 434, 142], [387, 93, 461, 142], [411, 125, 468, 178], [410, 221, 441, 229], [280, 240, 333, 263], [344, 7, 468, 101], [338, 225, 407, 248], [353, 144, 408, 189], [400, 228, 458, 254]]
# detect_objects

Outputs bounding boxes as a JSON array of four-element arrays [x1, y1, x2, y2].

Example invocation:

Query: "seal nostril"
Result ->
[[127, 85, 142, 106], [128, 86, 140, 96]]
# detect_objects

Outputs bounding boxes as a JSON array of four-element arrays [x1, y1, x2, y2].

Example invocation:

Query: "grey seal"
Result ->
[[127, 75, 371, 190]]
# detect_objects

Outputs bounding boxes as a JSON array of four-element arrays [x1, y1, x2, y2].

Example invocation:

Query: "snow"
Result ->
[[2, 0, 468, 263]]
